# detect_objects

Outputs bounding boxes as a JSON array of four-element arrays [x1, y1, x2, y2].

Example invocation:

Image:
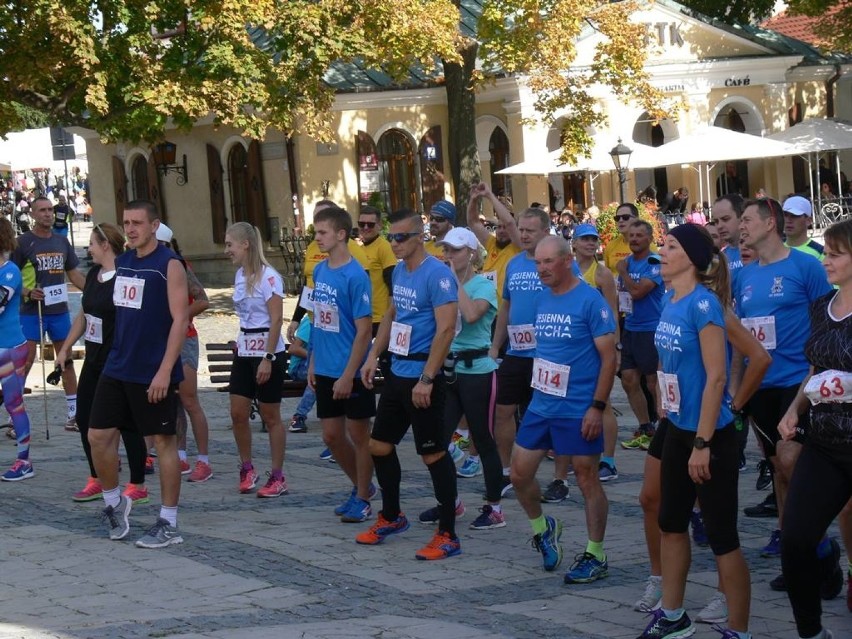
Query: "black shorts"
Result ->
[[647, 415, 669, 460], [229, 353, 286, 404], [620, 330, 659, 375], [747, 385, 808, 457], [315, 374, 376, 420], [371, 373, 448, 455], [89, 374, 179, 437], [496, 354, 533, 406]]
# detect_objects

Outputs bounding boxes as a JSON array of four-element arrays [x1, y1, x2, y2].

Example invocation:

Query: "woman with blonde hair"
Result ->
[[224, 222, 288, 498]]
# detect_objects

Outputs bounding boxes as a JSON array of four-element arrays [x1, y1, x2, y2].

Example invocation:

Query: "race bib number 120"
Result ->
[[508, 324, 536, 351]]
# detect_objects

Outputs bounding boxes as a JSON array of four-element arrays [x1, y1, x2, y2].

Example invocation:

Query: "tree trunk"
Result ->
[[443, 35, 480, 226]]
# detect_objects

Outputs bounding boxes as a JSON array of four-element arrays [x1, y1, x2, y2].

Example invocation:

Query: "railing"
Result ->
[[279, 232, 309, 293]]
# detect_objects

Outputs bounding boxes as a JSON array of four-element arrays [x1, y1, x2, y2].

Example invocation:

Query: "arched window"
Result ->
[[633, 114, 678, 206], [489, 127, 511, 198], [131, 155, 149, 200], [377, 129, 417, 212], [228, 144, 249, 223], [713, 103, 759, 197]]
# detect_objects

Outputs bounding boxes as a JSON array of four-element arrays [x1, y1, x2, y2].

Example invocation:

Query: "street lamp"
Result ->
[[151, 141, 189, 185], [609, 138, 633, 203]]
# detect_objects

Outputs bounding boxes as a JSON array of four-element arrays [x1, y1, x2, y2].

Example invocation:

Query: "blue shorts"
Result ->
[[516, 410, 603, 457], [21, 313, 72, 342]]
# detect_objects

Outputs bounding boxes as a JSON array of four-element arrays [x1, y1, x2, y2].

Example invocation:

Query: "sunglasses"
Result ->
[[388, 232, 421, 243], [358, 221, 376, 229], [614, 214, 634, 222], [429, 216, 449, 223]]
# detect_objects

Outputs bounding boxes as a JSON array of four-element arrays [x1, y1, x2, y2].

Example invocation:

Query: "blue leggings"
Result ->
[[0, 343, 31, 460]]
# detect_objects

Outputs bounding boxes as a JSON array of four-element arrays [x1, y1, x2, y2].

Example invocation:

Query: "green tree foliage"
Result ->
[[679, 0, 776, 25], [787, 0, 852, 52]]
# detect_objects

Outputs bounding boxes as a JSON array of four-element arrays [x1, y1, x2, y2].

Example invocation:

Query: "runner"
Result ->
[[782, 195, 824, 260]]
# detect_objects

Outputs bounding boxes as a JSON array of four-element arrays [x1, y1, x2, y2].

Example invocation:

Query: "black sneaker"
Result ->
[[541, 479, 570, 503], [743, 492, 777, 518], [755, 459, 773, 491], [288, 414, 307, 433], [769, 573, 787, 591], [820, 538, 844, 601], [636, 608, 694, 639]]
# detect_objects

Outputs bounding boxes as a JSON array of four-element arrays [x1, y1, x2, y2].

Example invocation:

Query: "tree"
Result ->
[[678, 0, 775, 25]]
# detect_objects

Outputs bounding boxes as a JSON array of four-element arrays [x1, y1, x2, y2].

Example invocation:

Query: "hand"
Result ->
[[615, 259, 628, 277], [581, 407, 604, 441], [688, 448, 711, 484], [147, 369, 171, 404], [56, 348, 69, 370], [412, 381, 433, 409], [307, 365, 316, 391], [778, 411, 800, 441], [28, 287, 44, 302], [332, 377, 353, 400], [286, 320, 298, 343], [256, 358, 272, 385], [488, 346, 499, 362], [470, 182, 488, 200], [361, 357, 378, 389]]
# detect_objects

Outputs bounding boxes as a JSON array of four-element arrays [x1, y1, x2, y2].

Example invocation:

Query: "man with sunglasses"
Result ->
[[603, 203, 639, 275], [425, 200, 456, 257], [357, 206, 396, 333]]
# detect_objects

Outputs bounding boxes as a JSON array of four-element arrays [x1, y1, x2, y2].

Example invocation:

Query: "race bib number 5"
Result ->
[[805, 369, 852, 405], [84, 314, 103, 344], [658, 373, 681, 413], [508, 324, 536, 351], [531, 358, 570, 398], [741, 316, 777, 350], [237, 331, 269, 358], [113, 276, 145, 309], [388, 321, 412, 356]]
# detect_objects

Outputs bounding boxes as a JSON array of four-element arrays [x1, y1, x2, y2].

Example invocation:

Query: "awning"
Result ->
[[496, 141, 658, 175]]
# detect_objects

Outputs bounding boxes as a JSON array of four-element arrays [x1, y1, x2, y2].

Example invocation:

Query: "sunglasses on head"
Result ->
[[358, 221, 376, 229], [388, 232, 420, 243], [615, 214, 634, 222], [94, 224, 107, 241]]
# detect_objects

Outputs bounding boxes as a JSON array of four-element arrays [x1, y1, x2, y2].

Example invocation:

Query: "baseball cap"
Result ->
[[155, 222, 174, 243], [436, 227, 479, 250], [782, 196, 812, 217], [430, 200, 457, 223], [572, 223, 599, 239]]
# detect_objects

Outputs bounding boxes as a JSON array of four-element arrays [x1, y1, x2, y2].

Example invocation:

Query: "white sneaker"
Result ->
[[696, 591, 728, 624], [633, 575, 662, 612]]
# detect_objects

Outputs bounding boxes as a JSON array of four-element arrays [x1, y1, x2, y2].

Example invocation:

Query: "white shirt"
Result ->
[[232, 265, 286, 352]]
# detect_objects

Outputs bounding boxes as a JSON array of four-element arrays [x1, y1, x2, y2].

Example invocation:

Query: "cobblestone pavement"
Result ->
[[1, 222, 848, 638]]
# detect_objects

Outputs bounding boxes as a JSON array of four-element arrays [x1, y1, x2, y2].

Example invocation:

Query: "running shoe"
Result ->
[[449, 443, 465, 464], [769, 573, 786, 591], [122, 483, 150, 505], [336, 484, 378, 516], [531, 515, 563, 572], [72, 477, 103, 502], [744, 492, 777, 517], [760, 529, 781, 558], [635, 608, 694, 639], [101, 496, 132, 541], [340, 497, 372, 523], [622, 432, 652, 450], [64, 416, 79, 432], [419, 500, 465, 524], [820, 538, 844, 600], [690, 510, 709, 547], [239, 464, 259, 493], [179, 459, 191, 475], [451, 431, 470, 450], [755, 459, 773, 491], [598, 461, 618, 482], [738, 453, 747, 472], [470, 505, 506, 530], [499, 476, 514, 498], [633, 576, 663, 612], [187, 460, 213, 483], [355, 512, 410, 545], [457, 456, 482, 478], [1, 459, 34, 481], [144, 456, 155, 475], [564, 552, 608, 584], [319, 447, 335, 462], [541, 479, 569, 503], [415, 530, 461, 560], [288, 414, 307, 433], [135, 518, 184, 548], [695, 591, 728, 624], [257, 473, 288, 498]]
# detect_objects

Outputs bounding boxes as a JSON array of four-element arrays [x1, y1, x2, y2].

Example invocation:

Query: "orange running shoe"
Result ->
[[415, 530, 461, 560], [122, 483, 150, 505], [187, 460, 212, 483], [72, 477, 103, 502], [355, 512, 410, 545]]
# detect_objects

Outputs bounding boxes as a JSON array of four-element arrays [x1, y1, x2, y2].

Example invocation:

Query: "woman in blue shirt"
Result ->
[[637, 224, 752, 639]]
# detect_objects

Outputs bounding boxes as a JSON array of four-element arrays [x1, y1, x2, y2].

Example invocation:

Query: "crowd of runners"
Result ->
[[0, 184, 850, 639]]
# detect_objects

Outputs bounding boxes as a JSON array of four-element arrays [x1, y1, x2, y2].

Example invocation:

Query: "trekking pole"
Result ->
[[37, 299, 50, 441]]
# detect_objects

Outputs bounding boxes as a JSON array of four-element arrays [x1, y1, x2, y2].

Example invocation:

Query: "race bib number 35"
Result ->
[[531, 358, 570, 398], [804, 369, 852, 405], [389, 321, 412, 356], [508, 324, 536, 351], [113, 276, 145, 309]]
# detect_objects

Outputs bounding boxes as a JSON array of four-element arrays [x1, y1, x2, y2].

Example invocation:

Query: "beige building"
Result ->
[[78, 0, 852, 284]]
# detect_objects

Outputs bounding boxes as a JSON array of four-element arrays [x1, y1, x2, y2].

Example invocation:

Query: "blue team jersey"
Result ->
[[528, 282, 616, 418], [452, 275, 498, 375], [722, 245, 743, 302], [0, 261, 25, 348], [311, 258, 372, 378], [390, 256, 458, 378], [735, 249, 832, 389], [655, 286, 732, 432], [621, 254, 664, 331]]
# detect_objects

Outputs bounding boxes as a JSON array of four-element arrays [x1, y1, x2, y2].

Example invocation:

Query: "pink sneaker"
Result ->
[[179, 459, 191, 475], [187, 460, 212, 483], [122, 483, 150, 504], [239, 465, 259, 493], [257, 473, 288, 498], [72, 477, 103, 502]]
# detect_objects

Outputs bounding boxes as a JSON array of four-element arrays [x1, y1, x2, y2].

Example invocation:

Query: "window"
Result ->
[[131, 155, 150, 200], [228, 144, 249, 223]]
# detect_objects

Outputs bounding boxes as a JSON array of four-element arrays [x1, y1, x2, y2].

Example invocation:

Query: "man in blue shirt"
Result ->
[[616, 220, 663, 449], [359, 208, 461, 560], [511, 236, 617, 583], [714, 194, 745, 293]]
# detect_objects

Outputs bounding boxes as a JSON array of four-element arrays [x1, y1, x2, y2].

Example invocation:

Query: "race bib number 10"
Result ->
[[531, 358, 570, 398], [113, 276, 145, 309], [388, 321, 412, 356]]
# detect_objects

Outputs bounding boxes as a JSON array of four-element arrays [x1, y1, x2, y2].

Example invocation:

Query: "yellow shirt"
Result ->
[[303, 238, 370, 288], [360, 236, 398, 322], [424, 238, 444, 258], [603, 235, 630, 275], [581, 259, 600, 289], [483, 235, 522, 307]]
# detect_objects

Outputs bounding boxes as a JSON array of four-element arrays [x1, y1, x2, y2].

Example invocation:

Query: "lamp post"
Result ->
[[609, 138, 633, 203]]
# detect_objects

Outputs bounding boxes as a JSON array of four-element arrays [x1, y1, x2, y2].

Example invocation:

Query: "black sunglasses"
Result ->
[[429, 216, 449, 223], [358, 221, 376, 229], [614, 214, 634, 222], [387, 232, 420, 243]]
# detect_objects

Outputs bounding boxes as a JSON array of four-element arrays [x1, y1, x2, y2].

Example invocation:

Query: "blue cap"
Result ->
[[430, 200, 457, 222], [572, 223, 599, 239]]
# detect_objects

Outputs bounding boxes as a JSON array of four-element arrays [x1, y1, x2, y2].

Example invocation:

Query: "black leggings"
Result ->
[[444, 371, 503, 502], [77, 363, 147, 484], [658, 421, 741, 556], [781, 438, 852, 638]]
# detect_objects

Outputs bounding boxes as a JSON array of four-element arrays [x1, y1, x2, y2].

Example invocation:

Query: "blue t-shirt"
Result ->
[[503, 252, 543, 359], [621, 253, 664, 331], [390, 256, 458, 378], [452, 275, 498, 375], [655, 286, 733, 432], [0, 260, 25, 349], [722, 245, 743, 295], [311, 258, 372, 378], [287, 315, 312, 377], [527, 282, 616, 418], [735, 249, 833, 389]]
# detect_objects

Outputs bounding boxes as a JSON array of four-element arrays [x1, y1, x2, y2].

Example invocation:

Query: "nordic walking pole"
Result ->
[[37, 299, 50, 441]]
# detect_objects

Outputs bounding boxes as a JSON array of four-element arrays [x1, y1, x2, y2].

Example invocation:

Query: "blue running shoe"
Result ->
[[356, 513, 410, 545], [564, 552, 609, 584], [335, 487, 357, 516], [636, 608, 695, 638], [341, 497, 372, 523], [1, 459, 34, 482], [761, 529, 781, 558], [319, 447, 334, 461], [690, 510, 709, 547], [532, 515, 563, 571]]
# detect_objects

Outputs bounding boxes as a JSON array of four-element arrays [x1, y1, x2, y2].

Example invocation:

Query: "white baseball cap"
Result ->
[[155, 222, 174, 243], [436, 227, 479, 250]]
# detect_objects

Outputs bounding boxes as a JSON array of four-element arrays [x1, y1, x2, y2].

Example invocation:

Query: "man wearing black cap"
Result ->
[[425, 200, 456, 257]]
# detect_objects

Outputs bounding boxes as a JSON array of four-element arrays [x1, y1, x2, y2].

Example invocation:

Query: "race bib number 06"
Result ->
[[531, 358, 570, 398], [741, 315, 776, 350]]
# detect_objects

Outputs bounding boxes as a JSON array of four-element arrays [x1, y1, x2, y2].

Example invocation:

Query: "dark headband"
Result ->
[[668, 224, 713, 271]]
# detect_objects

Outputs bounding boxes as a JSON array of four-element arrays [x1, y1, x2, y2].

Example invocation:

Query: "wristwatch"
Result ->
[[418, 373, 434, 385], [263, 352, 276, 362], [693, 436, 711, 450], [615, 342, 623, 352], [591, 399, 607, 411]]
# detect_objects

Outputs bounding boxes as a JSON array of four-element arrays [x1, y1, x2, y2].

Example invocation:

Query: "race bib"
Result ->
[[43, 283, 68, 306], [482, 271, 497, 287], [508, 324, 537, 351], [658, 373, 681, 413], [299, 286, 315, 312], [618, 291, 633, 314], [741, 316, 776, 350], [84, 314, 103, 344], [237, 331, 269, 358], [804, 369, 852, 405], [531, 358, 570, 398], [313, 303, 340, 333], [113, 276, 144, 309], [389, 321, 412, 356]]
